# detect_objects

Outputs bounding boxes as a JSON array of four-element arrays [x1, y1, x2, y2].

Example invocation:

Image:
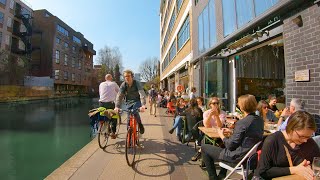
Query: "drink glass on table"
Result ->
[[313, 157, 320, 179]]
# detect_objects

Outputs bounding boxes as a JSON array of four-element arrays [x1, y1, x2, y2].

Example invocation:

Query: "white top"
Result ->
[[99, 80, 120, 102]]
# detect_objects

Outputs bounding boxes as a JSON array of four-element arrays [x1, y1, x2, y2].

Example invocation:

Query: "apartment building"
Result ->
[[0, 0, 32, 84], [31, 9, 96, 95], [190, 0, 320, 114], [159, 0, 193, 93]]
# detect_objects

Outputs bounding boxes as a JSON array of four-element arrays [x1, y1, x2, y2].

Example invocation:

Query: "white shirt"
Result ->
[[99, 80, 119, 102]]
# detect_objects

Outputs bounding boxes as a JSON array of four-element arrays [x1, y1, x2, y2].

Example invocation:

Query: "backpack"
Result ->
[[150, 89, 157, 101]]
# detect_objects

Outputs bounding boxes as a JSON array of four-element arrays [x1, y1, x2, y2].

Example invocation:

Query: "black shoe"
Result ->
[[217, 173, 226, 180], [139, 123, 145, 134], [169, 128, 174, 134]]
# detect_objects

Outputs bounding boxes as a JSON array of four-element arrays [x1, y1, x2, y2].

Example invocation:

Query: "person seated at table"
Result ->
[[256, 100, 278, 123], [277, 98, 305, 131], [254, 111, 320, 180], [201, 94, 264, 180], [180, 98, 203, 143], [191, 97, 226, 161], [203, 97, 226, 128], [268, 96, 279, 112], [196, 96, 206, 112], [168, 98, 187, 141]]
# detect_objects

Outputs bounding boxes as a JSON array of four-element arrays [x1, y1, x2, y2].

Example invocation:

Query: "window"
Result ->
[[72, 57, 75, 67], [0, 32, 2, 46], [64, 54, 68, 65], [72, 73, 75, 81], [72, 46, 75, 52], [254, 0, 278, 16], [5, 35, 11, 45], [18, 40, 25, 50], [7, 16, 12, 28], [222, 0, 236, 36], [169, 40, 176, 62], [64, 42, 68, 48], [236, 0, 254, 28], [208, 0, 216, 47], [20, 24, 26, 32], [203, 6, 209, 51], [64, 71, 68, 80], [0, 0, 6, 5], [55, 50, 60, 63], [45, 13, 50, 17], [55, 70, 60, 79], [57, 24, 69, 36], [56, 37, 60, 44], [72, 36, 81, 44], [177, 0, 183, 12], [168, 8, 176, 34], [78, 60, 81, 69], [198, 0, 217, 54], [9, 0, 14, 9], [0, 12, 4, 24], [177, 15, 190, 50]]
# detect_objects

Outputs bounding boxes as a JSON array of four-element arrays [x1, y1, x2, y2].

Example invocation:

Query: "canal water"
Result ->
[[0, 97, 98, 180]]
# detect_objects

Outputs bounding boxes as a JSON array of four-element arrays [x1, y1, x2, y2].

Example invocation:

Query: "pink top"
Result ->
[[203, 110, 226, 128]]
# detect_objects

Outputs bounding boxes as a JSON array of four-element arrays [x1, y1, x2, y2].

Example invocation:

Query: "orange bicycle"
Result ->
[[121, 107, 142, 166]]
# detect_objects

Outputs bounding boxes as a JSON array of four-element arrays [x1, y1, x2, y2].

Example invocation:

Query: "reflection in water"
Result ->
[[0, 98, 99, 180]]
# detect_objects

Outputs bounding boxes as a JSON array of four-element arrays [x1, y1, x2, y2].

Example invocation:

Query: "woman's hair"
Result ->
[[176, 98, 184, 107], [196, 96, 204, 105], [237, 94, 257, 114], [208, 97, 221, 114], [257, 100, 268, 117], [187, 99, 201, 117], [285, 111, 317, 133]]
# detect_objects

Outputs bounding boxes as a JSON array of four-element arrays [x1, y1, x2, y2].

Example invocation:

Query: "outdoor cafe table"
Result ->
[[198, 127, 272, 145]]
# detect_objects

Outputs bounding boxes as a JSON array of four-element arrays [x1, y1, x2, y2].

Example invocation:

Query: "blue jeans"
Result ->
[[126, 101, 142, 127], [172, 116, 182, 136]]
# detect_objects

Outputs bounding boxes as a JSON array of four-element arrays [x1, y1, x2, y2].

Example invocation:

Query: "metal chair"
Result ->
[[219, 141, 262, 180]]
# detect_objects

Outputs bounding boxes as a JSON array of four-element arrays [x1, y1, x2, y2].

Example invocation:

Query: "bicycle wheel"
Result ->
[[125, 128, 136, 166], [98, 121, 110, 149]]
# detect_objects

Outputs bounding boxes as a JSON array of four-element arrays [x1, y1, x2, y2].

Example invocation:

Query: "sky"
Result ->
[[24, 0, 160, 73]]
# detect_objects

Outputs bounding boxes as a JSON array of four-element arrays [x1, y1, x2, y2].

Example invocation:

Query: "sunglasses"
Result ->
[[211, 102, 219, 105], [262, 106, 268, 109]]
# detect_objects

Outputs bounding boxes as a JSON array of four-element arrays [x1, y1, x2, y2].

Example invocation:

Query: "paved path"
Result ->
[[46, 104, 208, 180]]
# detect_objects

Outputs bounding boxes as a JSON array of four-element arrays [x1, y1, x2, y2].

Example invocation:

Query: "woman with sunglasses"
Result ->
[[201, 94, 264, 180], [203, 97, 226, 128], [256, 100, 278, 123], [255, 111, 319, 180]]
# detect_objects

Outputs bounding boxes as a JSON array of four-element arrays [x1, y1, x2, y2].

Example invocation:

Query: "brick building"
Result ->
[[160, 0, 320, 114], [0, 0, 32, 84], [31, 9, 96, 95]]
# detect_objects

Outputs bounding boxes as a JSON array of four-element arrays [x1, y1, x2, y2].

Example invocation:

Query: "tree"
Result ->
[[114, 64, 121, 85], [0, 50, 29, 85], [97, 45, 123, 77], [139, 57, 159, 82]]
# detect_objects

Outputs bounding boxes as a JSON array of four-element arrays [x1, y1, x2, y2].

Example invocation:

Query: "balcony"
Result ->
[[82, 45, 96, 55]]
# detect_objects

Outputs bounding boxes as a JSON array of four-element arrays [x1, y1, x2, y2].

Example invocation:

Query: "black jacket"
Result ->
[[220, 113, 264, 163]]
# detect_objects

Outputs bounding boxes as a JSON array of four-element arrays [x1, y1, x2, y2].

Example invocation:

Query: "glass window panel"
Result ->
[[236, 0, 254, 27], [198, 13, 204, 53], [203, 6, 209, 51], [254, 0, 279, 16], [209, 0, 216, 47], [222, 0, 236, 36]]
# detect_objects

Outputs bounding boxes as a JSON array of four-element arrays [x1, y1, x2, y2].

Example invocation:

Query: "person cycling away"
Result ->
[[114, 69, 147, 134], [99, 74, 119, 139]]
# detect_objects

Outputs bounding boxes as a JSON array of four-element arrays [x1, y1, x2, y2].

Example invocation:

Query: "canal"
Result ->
[[0, 97, 98, 180]]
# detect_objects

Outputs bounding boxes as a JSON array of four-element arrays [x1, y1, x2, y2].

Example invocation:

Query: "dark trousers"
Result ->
[[99, 101, 117, 133], [201, 144, 227, 179]]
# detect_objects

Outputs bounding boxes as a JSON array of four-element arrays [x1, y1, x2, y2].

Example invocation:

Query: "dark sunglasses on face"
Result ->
[[211, 102, 219, 105]]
